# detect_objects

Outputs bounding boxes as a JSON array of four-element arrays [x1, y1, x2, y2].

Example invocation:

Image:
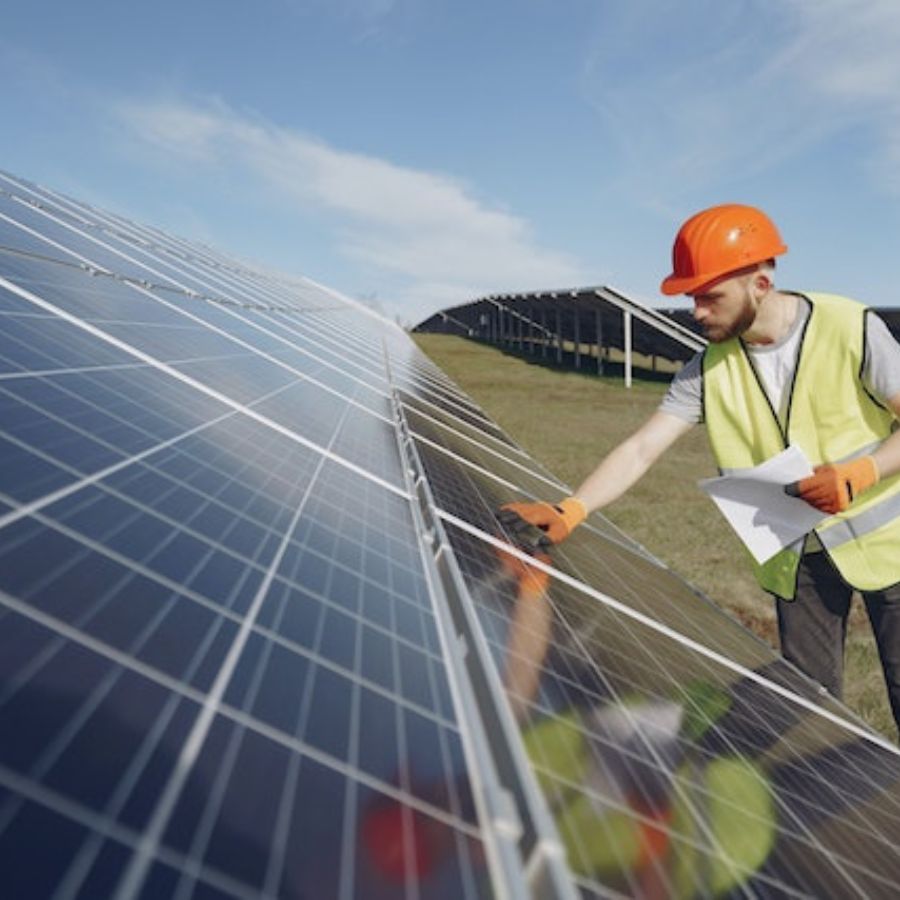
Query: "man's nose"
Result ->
[[692, 303, 707, 321]]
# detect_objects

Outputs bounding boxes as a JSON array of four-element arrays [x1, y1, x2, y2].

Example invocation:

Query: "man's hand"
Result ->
[[786, 456, 879, 515], [496, 497, 587, 549]]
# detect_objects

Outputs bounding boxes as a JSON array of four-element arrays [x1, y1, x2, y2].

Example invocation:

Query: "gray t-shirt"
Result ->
[[660, 298, 900, 425]]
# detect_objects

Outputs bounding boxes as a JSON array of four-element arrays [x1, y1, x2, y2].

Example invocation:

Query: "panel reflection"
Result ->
[[443, 520, 900, 898]]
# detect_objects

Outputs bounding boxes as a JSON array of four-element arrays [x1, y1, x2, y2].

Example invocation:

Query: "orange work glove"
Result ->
[[496, 497, 587, 548], [789, 456, 879, 515]]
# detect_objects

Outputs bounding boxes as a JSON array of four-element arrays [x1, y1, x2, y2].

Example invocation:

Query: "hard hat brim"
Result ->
[[660, 273, 711, 296], [659, 244, 787, 297]]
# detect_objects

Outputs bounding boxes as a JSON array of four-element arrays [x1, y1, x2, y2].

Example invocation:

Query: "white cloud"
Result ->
[[777, 1, 900, 100], [120, 100, 232, 163], [116, 97, 586, 320], [766, 0, 900, 193], [582, 0, 900, 203]]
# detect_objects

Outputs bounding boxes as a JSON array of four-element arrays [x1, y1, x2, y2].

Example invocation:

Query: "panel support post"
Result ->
[[623, 309, 632, 389], [595, 307, 604, 376], [573, 308, 581, 370], [555, 307, 562, 364]]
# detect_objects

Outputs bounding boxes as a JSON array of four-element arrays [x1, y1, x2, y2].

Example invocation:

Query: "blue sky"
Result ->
[[3, 0, 900, 325]]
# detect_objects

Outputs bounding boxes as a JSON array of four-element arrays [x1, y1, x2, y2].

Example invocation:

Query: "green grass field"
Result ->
[[414, 333, 897, 741]]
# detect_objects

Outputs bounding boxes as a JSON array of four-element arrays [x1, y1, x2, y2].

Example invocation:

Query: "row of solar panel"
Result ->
[[2, 169, 900, 899], [0, 171, 498, 899]]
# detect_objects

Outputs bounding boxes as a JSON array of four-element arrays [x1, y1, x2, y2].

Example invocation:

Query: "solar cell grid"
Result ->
[[0, 195, 188, 292], [0, 372, 231, 507], [0, 258, 203, 328], [2, 283, 492, 900], [6, 169, 900, 899], [431, 513, 900, 896], [390, 341, 469, 388], [400, 379, 509, 440], [310, 322, 468, 410], [330, 406, 407, 489], [73, 234, 268, 305], [0, 180, 196, 272], [217, 308, 393, 405], [317, 315, 492, 417], [2, 319, 402, 509], [393, 355, 491, 403], [0, 321, 200, 381], [409, 413, 561, 500], [250, 309, 393, 386], [406, 413, 648, 562], [402, 391, 531, 459], [66, 219, 290, 306], [0, 213, 100, 274], [401, 391, 522, 460], [0, 621, 203, 850], [273, 310, 399, 373], [422, 434, 767, 656], [2, 180, 337, 322], [253, 569, 450, 726], [2, 419, 484, 898]]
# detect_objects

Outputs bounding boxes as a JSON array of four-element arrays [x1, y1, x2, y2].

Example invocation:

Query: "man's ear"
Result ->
[[752, 270, 773, 294]]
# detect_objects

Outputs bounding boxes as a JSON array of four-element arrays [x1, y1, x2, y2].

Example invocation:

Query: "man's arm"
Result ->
[[496, 410, 694, 547], [573, 410, 695, 513], [872, 392, 900, 480]]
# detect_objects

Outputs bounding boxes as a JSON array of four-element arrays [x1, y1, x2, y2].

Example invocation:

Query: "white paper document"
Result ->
[[698, 446, 829, 564]]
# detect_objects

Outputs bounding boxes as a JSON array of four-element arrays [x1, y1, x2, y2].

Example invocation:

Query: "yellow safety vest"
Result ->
[[703, 292, 900, 599]]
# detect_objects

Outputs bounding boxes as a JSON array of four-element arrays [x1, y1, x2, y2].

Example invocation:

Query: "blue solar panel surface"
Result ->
[[0, 172, 491, 899], [3, 169, 900, 899]]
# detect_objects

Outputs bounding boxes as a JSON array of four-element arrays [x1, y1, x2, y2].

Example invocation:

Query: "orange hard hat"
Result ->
[[660, 204, 787, 296]]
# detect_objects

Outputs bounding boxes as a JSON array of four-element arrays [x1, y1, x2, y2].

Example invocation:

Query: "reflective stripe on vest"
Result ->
[[703, 292, 900, 598]]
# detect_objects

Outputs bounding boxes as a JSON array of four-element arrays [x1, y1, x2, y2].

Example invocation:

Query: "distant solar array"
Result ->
[[413, 286, 706, 383], [416, 286, 900, 388], [2, 170, 900, 899]]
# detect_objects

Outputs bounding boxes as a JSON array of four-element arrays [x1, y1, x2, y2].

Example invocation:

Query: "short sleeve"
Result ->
[[659, 352, 704, 424], [863, 312, 900, 405]]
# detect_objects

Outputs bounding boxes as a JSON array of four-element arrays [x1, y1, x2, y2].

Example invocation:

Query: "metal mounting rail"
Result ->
[[599, 285, 706, 352], [383, 343, 577, 900]]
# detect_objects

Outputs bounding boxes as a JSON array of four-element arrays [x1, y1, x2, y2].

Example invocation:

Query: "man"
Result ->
[[499, 203, 900, 733]]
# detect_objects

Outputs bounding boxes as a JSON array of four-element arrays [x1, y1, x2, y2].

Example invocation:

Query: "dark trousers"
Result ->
[[776, 552, 900, 733]]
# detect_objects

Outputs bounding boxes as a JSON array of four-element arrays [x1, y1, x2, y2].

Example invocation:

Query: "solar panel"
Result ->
[[3, 169, 900, 899]]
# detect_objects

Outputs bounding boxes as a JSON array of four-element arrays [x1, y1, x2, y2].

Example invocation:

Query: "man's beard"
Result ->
[[702, 298, 756, 343]]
